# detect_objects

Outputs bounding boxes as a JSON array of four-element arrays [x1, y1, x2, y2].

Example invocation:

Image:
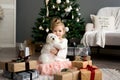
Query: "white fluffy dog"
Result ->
[[39, 33, 60, 64]]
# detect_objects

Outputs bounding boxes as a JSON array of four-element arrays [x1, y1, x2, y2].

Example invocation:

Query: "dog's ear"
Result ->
[[46, 34, 50, 43], [46, 33, 53, 43]]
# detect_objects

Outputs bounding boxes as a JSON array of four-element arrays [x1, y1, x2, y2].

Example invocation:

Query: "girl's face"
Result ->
[[52, 25, 65, 40]]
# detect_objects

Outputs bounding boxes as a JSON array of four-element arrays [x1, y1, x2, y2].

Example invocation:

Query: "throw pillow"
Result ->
[[90, 14, 115, 31]]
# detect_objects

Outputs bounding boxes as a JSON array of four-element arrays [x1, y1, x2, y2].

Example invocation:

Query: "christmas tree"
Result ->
[[31, 0, 85, 44]]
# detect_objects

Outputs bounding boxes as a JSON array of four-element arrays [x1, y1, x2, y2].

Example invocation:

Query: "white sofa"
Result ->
[[81, 7, 120, 50]]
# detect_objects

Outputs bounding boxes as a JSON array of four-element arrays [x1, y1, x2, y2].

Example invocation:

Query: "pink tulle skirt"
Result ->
[[37, 61, 72, 75]]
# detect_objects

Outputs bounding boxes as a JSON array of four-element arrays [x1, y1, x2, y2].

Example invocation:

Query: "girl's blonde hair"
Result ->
[[50, 17, 65, 31]]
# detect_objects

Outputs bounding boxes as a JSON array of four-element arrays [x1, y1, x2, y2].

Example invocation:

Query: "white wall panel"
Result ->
[[0, 0, 16, 47]]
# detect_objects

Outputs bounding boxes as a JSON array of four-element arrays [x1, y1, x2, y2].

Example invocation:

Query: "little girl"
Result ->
[[37, 18, 71, 75], [50, 17, 69, 61]]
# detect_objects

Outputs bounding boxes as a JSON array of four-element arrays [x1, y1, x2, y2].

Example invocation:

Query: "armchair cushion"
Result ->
[[81, 7, 120, 48], [90, 14, 115, 31], [85, 23, 94, 31]]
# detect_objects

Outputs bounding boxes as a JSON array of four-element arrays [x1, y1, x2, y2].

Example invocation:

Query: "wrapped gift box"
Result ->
[[8, 62, 26, 72], [80, 65, 102, 80], [14, 70, 39, 80], [0, 60, 37, 72], [82, 56, 91, 61], [75, 56, 91, 61], [0, 61, 9, 70], [3, 69, 39, 80], [3, 70, 16, 79], [27, 70, 39, 79], [8, 60, 37, 72], [14, 72, 30, 80], [54, 69, 79, 80], [72, 60, 92, 69], [27, 60, 37, 70]]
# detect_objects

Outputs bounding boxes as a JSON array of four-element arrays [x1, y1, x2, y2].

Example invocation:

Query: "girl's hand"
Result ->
[[50, 48, 59, 55]]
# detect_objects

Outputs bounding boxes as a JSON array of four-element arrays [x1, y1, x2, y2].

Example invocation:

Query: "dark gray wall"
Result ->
[[16, 0, 120, 42], [16, 0, 44, 42]]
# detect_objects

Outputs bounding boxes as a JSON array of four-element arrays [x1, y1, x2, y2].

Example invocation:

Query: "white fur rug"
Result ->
[[0, 68, 120, 80], [100, 68, 120, 80]]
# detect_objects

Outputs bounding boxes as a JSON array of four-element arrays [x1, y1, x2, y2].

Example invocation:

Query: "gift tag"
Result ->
[[25, 47, 30, 57]]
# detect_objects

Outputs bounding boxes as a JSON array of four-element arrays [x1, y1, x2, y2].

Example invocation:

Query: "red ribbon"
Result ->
[[81, 65, 97, 80], [87, 65, 97, 80]]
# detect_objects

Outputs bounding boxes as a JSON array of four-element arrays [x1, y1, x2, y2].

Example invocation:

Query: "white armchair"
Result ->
[[81, 7, 120, 49]]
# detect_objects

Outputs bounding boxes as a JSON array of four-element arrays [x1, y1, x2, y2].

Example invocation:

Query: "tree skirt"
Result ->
[[0, 68, 120, 80]]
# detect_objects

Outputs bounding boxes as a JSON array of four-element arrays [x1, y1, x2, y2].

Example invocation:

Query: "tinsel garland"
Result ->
[[45, 0, 50, 17]]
